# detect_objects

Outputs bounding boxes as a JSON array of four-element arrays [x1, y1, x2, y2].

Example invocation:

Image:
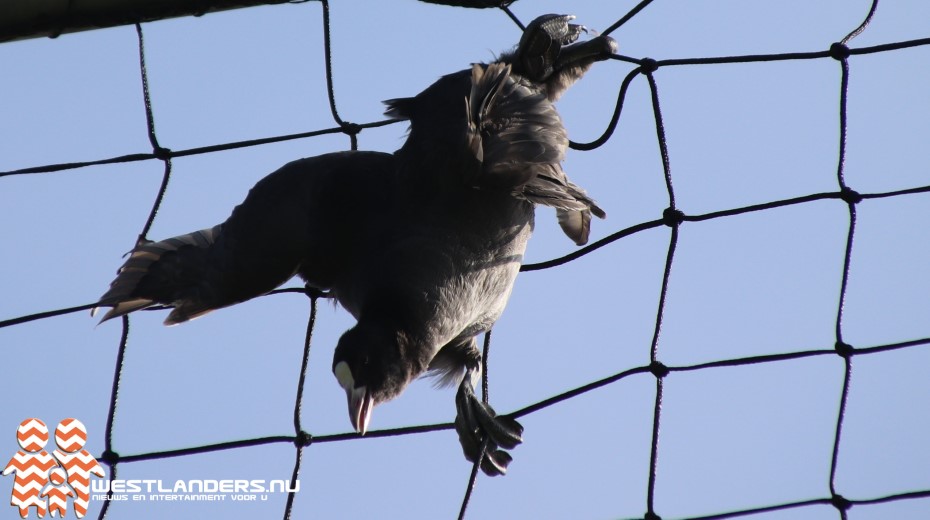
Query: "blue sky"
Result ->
[[2, 0, 930, 519]]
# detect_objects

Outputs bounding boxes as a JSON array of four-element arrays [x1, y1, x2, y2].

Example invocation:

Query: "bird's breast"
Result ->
[[343, 190, 532, 334]]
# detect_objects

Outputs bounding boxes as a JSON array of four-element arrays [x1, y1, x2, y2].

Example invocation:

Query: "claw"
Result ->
[[516, 14, 580, 82], [454, 374, 523, 476], [455, 412, 513, 476], [526, 14, 583, 46], [483, 448, 513, 476], [514, 13, 616, 87], [472, 400, 523, 449]]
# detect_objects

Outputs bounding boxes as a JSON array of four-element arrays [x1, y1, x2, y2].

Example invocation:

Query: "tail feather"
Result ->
[[554, 182, 605, 246], [556, 209, 593, 246], [94, 226, 222, 325], [521, 165, 605, 245], [93, 297, 156, 324]]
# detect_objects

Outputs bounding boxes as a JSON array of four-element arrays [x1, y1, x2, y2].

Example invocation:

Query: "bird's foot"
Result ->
[[530, 14, 587, 47], [454, 377, 523, 476], [516, 14, 586, 82]]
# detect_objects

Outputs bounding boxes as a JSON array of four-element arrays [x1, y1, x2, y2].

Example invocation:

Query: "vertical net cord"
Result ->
[[827, 3, 877, 517], [841, 0, 879, 46], [828, 55, 855, 520], [282, 293, 318, 519], [643, 67, 677, 520], [318, 0, 358, 150], [481, 331, 491, 403], [134, 23, 173, 245], [98, 23, 172, 520], [457, 330, 494, 520], [97, 315, 129, 520]]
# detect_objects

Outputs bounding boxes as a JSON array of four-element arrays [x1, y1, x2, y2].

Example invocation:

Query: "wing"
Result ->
[[465, 63, 605, 244], [96, 151, 395, 324]]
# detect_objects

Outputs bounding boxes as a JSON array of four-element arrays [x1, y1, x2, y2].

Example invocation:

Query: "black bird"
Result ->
[[95, 14, 615, 476]]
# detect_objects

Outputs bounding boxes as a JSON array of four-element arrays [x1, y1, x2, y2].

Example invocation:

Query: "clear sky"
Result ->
[[2, 1, 930, 519]]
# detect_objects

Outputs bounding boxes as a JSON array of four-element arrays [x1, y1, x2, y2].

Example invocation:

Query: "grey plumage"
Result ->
[[95, 14, 615, 476], [96, 151, 396, 325]]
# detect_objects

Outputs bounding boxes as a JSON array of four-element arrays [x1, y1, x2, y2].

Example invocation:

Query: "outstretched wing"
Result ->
[[96, 151, 395, 325]]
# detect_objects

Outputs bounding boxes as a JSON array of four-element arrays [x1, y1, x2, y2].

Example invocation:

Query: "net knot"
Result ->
[[340, 122, 362, 137], [662, 207, 685, 228], [639, 58, 659, 74], [834, 341, 855, 358], [295, 430, 313, 448], [153, 146, 172, 160], [829, 42, 851, 61], [839, 187, 862, 205], [100, 449, 120, 465], [831, 493, 852, 511], [649, 361, 669, 379]]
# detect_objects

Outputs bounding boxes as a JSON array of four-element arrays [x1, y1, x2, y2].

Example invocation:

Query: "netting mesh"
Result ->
[[2, 0, 930, 518]]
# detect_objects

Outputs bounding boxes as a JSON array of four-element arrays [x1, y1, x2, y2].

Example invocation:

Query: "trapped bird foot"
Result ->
[[516, 14, 586, 82], [454, 374, 524, 476], [506, 14, 619, 101]]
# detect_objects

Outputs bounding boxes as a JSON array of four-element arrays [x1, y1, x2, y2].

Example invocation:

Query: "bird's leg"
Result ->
[[542, 34, 618, 101], [554, 35, 617, 73], [454, 366, 524, 476]]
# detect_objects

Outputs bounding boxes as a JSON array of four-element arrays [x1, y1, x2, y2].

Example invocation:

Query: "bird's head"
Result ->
[[332, 324, 415, 435]]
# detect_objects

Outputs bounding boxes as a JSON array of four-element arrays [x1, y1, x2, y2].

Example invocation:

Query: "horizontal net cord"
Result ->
[[3, 183, 929, 329], [89, 332, 930, 465], [3, 37, 928, 179]]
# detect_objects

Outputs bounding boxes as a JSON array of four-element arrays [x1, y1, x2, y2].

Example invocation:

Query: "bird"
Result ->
[[94, 14, 616, 476]]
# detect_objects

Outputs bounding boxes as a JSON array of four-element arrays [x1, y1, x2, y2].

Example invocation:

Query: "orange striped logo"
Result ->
[[3, 418, 104, 519], [15, 419, 48, 453], [55, 418, 88, 454]]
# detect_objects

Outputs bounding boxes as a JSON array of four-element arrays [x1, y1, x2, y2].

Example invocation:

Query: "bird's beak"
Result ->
[[346, 385, 373, 435], [334, 361, 374, 435]]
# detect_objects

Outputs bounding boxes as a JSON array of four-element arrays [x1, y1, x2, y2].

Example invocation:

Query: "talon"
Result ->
[[514, 14, 615, 87], [473, 400, 523, 450], [454, 375, 523, 476], [530, 14, 581, 45], [481, 448, 513, 476], [516, 14, 579, 82]]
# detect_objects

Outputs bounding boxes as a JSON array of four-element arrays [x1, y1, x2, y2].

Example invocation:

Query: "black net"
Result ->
[[2, 1, 930, 518]]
